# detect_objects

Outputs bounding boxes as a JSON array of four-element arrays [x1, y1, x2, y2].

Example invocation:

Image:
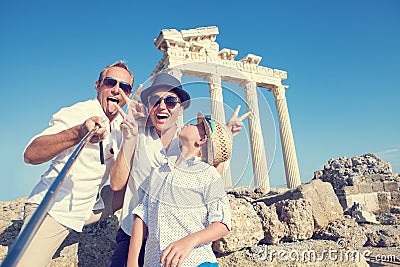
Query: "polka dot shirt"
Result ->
[[133, 157, 231, 266]]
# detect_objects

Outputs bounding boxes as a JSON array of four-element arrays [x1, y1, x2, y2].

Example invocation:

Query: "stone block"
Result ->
[[344, 193, 380, 213], [371, 182, 384, 192], [343, 185, 360, 195], [313, 216, 367, 249], [362, 193, 381, 213], [359, 184, 373, 193], [368, 174, 386, 182], [383, 181, 399, 192], [253, 202, 285, 244], [377, 192, 391, 213], [257, 179, 343, 230], [213, 195, 264, 254], [274, 199, 314, 242]]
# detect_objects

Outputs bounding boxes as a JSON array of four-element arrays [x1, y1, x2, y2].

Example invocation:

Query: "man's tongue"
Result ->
[[108, 99, 118, 113]]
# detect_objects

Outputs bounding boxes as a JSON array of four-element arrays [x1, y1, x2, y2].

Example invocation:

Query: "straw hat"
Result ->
[[197, 112, 233, 166]]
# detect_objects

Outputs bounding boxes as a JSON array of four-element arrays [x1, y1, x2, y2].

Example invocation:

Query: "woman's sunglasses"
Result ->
[[99, 77, 132, 95], [148, 95, 180, 109]]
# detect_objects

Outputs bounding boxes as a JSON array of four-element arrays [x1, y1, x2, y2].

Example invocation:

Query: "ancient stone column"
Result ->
[[270, 85, 301, 189], [243, 81, 270, 192], [205, 74, 232, 186], [205, 74, 225, 123], [165, 69, 184, 127]]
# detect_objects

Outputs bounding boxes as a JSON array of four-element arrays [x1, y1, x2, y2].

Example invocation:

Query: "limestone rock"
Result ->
[[213, 194, 264, 253], [217, 240, 369, 267], [2, 155, 399, 267], [352, 209, 380, 224], [315, 154, 399, 191], [48, 243, 78, 267], [0, 245, 8, 263], [227, 186, 265, 201], [254, 202, 285, 244], [315, 153, 400, 216], [0, 197, 120, 267], [365, 225, 400, 247], [257, 179, 343, 229], [377, 212, 400, 225], [313, 216, 367, 249], [253, 198, 314, 244], [227, 186, 288, 203], [275, 199, 314, 242]]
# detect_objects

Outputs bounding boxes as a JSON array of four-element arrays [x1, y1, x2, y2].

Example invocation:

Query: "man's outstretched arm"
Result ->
[[24, 116, 106, 165]]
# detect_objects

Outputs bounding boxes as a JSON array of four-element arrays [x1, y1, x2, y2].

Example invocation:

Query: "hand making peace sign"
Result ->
[[113, 85, 147, 120], [226, 105, 252, 137], [112, 85, 148, 141]]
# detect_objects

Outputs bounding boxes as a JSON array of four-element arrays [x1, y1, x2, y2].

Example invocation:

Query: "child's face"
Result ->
[[179, 122, 206, 145]]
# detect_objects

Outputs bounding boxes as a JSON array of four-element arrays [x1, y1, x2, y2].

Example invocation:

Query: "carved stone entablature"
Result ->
[[152, 58, 287, 86], [218, 48, 238, 60], [181, 26, 219, 43], [152, 26, 288, 85], [154, 26, 220, 54], [189, 44, 204, 53], [240, 54, 262, 66], [269, 85, 289, 100], [273, 69, 288, 80], [154, 29, 184, 52]]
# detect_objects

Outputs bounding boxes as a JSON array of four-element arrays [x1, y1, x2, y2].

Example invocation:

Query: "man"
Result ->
[[18, 61, 134, 266], [109, 72, 250, 266]]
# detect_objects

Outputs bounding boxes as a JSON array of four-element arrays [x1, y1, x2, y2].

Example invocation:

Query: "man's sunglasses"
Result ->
[[148, 95, 180, 109], [99, 77, 132, 95]]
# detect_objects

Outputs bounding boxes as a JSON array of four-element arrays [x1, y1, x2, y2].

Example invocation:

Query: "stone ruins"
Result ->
[[1, 27, 399, 266], [151, 26, 301, 192], [314, 153, 399, 222], [1, 154, 399, 266]]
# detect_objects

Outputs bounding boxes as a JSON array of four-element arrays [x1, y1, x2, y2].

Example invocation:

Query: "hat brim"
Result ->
[[197, 112, 213, 137], [197, 112, 214, 165], [140, 84, 191, 109]]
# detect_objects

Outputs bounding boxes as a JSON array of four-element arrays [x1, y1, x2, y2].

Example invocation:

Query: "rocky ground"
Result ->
[[1, 154, 399, 266]]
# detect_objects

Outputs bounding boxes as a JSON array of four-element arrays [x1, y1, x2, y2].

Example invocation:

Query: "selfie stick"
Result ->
[[1, 124, 101, 267]]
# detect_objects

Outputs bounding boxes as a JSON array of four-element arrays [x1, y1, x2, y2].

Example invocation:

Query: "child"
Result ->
[[127, 112, 233, 267]]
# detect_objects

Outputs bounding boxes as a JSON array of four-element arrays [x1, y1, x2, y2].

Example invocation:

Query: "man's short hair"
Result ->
[[98, 60, 134, 85]]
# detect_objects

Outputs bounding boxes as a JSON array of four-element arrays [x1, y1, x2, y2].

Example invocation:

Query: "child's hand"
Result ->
[[226, 105, 251, 137], [160, 236, 196, 267]]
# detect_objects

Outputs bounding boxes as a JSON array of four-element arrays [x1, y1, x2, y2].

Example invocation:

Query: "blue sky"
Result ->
[[1, 0, 399, 201]]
